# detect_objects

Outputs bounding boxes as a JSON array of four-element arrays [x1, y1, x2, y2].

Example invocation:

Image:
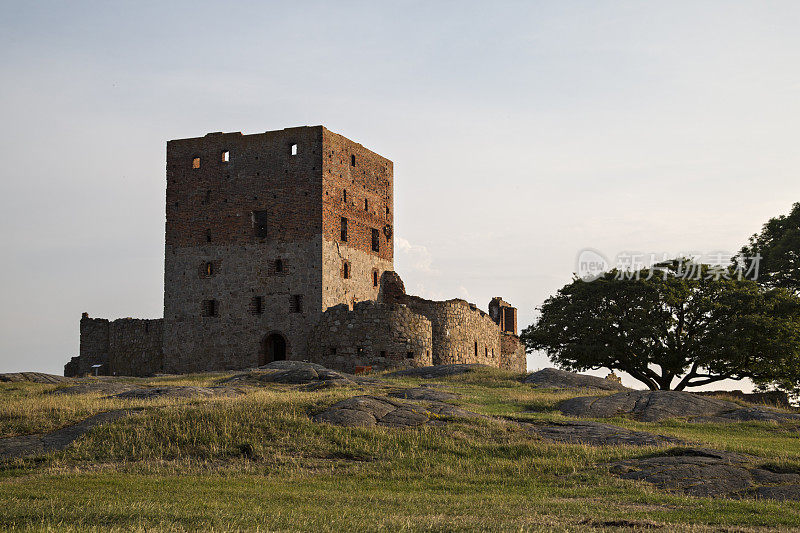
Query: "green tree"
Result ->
[[738, 201, 800, 291], [521, 260, 800, 391]]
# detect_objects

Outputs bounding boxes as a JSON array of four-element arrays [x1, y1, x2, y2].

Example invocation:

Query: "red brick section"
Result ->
[[321, 128, 393, 262], [166, 127, 324, 247], [489, 297, 518, 335]]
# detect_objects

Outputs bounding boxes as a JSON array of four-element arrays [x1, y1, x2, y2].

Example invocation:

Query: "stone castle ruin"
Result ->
[[65, 126, 526, 377]]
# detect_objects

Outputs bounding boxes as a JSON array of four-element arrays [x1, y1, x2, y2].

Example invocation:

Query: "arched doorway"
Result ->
[[260, 333, 287, 366]]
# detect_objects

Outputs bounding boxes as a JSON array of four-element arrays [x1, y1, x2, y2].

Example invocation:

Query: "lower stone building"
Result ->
[[66, 271, 525, 376], [306, 272, 526, 373]]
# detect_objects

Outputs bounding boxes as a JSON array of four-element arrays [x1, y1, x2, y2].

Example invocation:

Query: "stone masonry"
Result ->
[[307, 300, 433, 372], [65, 314, 163, 376], [65, 126, 526, 377]]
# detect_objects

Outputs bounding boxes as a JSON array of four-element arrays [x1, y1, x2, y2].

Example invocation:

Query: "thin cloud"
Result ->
[[395, 237, 438, 275]]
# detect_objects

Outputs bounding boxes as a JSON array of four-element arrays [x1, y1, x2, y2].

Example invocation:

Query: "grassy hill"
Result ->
[[1, 367, 799, 532]]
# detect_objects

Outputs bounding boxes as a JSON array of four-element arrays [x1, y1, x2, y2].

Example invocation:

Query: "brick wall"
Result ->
[[489, 297, 518, 335], [321, 128, 393, 263], [165, 127, 323, 247], [320, 128, 394, 310]]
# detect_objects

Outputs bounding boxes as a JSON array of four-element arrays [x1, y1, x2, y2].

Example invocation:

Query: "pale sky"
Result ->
[[2, 2, 799, 389]]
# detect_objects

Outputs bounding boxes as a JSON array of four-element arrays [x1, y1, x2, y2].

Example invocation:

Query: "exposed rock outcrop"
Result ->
[[222, 361, 359, 388], [50, 383, 141, 396], [0, 372, 73, 384], [526, 421, 686, 447], [608, 448, 800, 499], [111, 386, 242, 400], [388, 386, 459, 402], [524, 368, 629, 391], [387, 364, 490, 378], [50, 382, 242, 399], [560, 390, 800, 422], [0, 410, 134, 460], [313, 395, 478, 428]]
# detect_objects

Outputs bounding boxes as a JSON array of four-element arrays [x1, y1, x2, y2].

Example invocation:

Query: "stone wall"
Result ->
[[162, 126, 395, 373], [109, 319, 164, 376], [391, 295, 500, 366], [164, 127, 326, 373], [65, 315, 163, 377], [163, 240, 323, 373], [321, 240, 392, 311], [77, 315, 109, 374], [378, 271, 525, 370], [307, 301, 432, 372], [499, 333, 526, 372]]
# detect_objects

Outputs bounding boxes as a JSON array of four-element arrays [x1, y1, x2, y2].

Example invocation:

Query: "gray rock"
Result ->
[[0, 410, 133, 460], [387, 364, 490, 378], [379, 408, 430, 427], [746, 485, 800, 501], [608, 448, 800, 499], [425, 402, 482, 419], [333, 396, 399, 418], [559, 390, 800, 422], [50, 383, 142, 396], [524, 368, 629, 391], [0, 372, 73, 384], [223, 362, 356, 387], [260, 360, 330, 372], [111, 386, 242, 400], [51, 382, 244, 400], [389, 386, 459, 402], [699, 406, 800, 423], [313, 395, 478, 428], [302, 379, 352, 391], [527, 421, 686, 447], [271, 367, 322, 384], [313, 408, 377, 427]]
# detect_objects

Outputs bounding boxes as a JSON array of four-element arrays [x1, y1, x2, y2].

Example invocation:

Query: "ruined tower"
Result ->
[[162, 126, 393, 372], [66, 125, 527, 377]]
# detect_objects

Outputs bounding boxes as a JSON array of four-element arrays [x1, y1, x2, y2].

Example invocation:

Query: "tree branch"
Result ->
[[681, 374, 745, 388], [673, 360, 701, 391]]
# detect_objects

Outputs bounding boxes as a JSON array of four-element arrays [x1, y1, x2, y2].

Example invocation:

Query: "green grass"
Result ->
[[1, 368, 799, 531]]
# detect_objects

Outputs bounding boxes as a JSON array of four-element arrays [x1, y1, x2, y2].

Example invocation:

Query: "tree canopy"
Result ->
[[521, 260, 800, 391], [739, 201, 800, 292]]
